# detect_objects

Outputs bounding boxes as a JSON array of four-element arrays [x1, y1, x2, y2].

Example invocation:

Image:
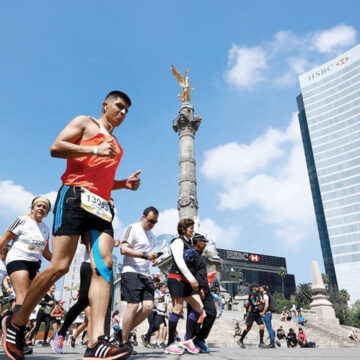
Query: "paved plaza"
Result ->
[[1, 346, 359, 360]]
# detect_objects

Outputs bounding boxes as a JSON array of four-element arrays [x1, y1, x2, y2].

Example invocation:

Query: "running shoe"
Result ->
[[179, 339, 200, 354], [159, 342, 166, 348], [141, 334, 147, 347], [70, 334, 76, 348], [258, 342, 267, 348], [144, 341, 154, 349], [275, 340, 281, 347], [52, 331, 64, 354], [2, 314, 25, 360], [164, 343, 184, 355], [83, 336, 131, 360], [42, 341, 50, 347], [194, 338, 210, 353], [237, 339, 246, 348], [22, 345, 33, 355]]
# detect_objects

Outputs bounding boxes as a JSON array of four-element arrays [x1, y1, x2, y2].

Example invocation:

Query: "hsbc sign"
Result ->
[[226, 250, 261, 263], [307, 57, 349, 82]]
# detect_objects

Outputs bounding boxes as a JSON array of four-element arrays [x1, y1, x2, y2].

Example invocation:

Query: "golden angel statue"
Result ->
[[171, 65, 195, 104]]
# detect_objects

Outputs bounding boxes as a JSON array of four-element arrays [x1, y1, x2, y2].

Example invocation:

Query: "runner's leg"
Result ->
[[9, 270, 31, 307], [86, 231, 113, 346], [13, 235, 79, 326]]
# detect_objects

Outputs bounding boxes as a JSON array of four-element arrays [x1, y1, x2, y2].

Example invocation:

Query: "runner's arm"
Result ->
[[113, 170, 141, 191], [50, 116, 92, 158], [42, 241, 52, 262], [2, 276, 12, 294], [0, 231, 16, 254], [170, 238, 195, 282]]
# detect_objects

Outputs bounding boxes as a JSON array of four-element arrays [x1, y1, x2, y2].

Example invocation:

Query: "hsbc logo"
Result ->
[[249, 254, 261, 263], [336, 57, 349, 66], [226, 250, 261, 263], [307, 56, 350, 82]]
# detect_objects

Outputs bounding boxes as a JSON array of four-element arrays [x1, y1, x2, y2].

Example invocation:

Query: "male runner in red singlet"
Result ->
[[2, 91, 139, 360]]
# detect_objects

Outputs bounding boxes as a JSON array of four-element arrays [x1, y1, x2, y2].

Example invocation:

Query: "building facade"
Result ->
[[297, 44, 360, 302], [217, 248, 296, 299]]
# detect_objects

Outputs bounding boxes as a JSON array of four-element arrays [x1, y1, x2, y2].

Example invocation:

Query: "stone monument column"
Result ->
[[173, 104, 201, 220]]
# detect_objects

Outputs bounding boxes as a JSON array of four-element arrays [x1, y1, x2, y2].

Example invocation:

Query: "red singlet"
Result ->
[[61, 119, 123, 200]]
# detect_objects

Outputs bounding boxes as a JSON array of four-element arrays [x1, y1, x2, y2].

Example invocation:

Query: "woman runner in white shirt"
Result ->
[[0, 196, 52, 314]]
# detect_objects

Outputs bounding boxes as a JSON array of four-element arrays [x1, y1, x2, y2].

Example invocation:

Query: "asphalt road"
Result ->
[[1, 345, 359, 360]]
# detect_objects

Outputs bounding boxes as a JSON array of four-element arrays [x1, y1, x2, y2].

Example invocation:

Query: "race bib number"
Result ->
[[80, 188, 112, 222], [44, 305, 52, 315]]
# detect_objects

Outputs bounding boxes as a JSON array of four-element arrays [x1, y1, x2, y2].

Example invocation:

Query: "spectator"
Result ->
[[349, 328, 358, 341], [286, 310, 292, 322], [280, 307, 286, 322], [286, 328, 297, 348], [290, 304, 297, 317], [276, 326, 286, 341], [234, 322, 241, 338], [297, 328, 309, 348], [297, 314, 307, 326]]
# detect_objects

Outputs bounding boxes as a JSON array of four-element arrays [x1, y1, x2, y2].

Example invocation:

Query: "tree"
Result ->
[[295, 283, 312, 308], [329, 288, 352, 325], [321, 273, 329, 290], [278, 266, 287, 297]]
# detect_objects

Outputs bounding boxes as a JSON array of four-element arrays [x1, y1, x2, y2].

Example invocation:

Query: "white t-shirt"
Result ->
[[6, 215, 50, 264], [0, 259, 7, 285], [121, 222, 155, 276], [154, 289, 166, 314]]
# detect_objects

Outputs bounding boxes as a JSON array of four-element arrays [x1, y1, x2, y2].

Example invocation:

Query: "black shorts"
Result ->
[[246, 313, 264, 327], [167, 277, 193, 298], [155, 313, 166, 328], [50, 318, 61, 325], [7, 260, 41, 280], [52, 185, 114, 237], [121, 272, 154, 303]]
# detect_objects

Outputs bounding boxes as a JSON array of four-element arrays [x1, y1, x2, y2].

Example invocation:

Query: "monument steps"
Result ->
[[132, 310, 360, 349]]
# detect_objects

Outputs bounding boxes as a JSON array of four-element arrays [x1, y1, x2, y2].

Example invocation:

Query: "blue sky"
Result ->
[[0, 0, 359, 290]]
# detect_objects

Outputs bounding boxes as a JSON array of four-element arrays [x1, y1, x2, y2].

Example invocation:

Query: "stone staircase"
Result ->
[[132, 309, 360, 349]]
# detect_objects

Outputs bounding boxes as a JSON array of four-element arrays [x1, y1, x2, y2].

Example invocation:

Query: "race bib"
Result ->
[[80, 188, 112, 222], [44, 305, 52, 315]]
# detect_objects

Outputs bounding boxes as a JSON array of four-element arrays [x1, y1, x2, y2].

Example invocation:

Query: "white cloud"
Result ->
[[201, 113, 315, 248], [155, 208, 179, 236], [225, 45, 267, 89], [202, 127, 286, 184], [225, 24, 357, 90], [313, 24, 357, 54], [0, 180, 45, 218]]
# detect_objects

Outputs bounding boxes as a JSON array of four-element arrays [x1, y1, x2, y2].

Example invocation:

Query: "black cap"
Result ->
[[192, 233, 208, 243]]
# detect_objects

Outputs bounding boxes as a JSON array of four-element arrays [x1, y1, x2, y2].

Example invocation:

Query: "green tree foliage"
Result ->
[[328, 288, 353, 326], [277, 266, 287, 297], [351, 300, 360, 328], [295, 283, 312, 308], [273, 292, 295, 314]]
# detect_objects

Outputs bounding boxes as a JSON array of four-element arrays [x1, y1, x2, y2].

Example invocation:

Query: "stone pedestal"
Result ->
[[310, 260, 339, 325]]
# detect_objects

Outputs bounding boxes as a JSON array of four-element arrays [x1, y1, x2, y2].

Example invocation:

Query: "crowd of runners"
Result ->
[[0, 90, 225, 360]]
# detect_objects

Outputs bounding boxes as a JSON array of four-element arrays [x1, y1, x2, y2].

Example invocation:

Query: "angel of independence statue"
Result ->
[[171, 65, 195, 104]]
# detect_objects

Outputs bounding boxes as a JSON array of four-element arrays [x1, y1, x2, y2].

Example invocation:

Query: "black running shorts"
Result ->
[[121, 272, 154, 303], [52, 185, 114, 237], [6, 260, 41, 280], [167, 277, 193, 298], [155, 313, 166, 328], [246, 313, 264, 326]]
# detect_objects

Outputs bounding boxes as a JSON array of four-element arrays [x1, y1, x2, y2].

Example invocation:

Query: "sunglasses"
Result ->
[[147, 219, 158, 224]]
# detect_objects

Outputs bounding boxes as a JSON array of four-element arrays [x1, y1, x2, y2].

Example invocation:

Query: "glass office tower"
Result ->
[[297, 44, 360, 302]]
